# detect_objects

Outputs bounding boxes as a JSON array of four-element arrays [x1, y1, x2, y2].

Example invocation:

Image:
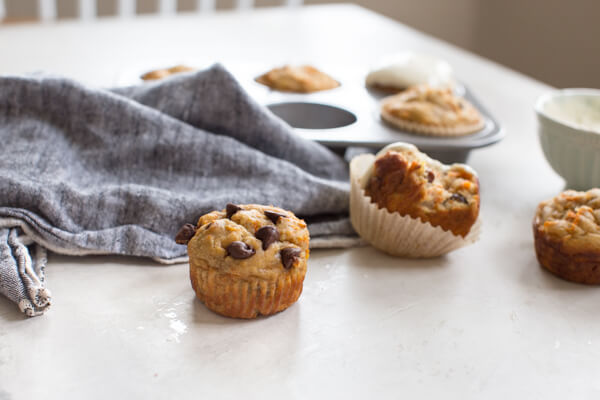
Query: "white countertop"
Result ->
[[1, 4, 597, 399]]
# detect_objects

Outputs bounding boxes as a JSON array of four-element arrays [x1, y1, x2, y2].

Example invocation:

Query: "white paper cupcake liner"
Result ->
[[349, 153, 481, 258]]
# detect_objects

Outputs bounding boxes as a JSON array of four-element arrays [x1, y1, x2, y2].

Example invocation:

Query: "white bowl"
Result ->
[[536, 89, 600, 190]]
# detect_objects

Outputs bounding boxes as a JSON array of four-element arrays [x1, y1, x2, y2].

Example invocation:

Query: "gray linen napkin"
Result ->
[[0, 64, 357, 317]]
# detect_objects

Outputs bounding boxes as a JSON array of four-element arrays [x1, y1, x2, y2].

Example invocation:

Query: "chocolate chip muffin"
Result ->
[[176, 204, 309, 318], [534, 189, 600, 284], [255, 65, 340, 93]]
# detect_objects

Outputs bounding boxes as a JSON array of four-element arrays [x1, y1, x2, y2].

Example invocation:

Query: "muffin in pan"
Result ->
[[141, 64, 195, 81], [255, 65, 340, 93], [176, 204, 309, 319], [350, 142, 481, 257], [380, 85, 485, 137], [366, 52, 455, 93], [533, 189, 600, 284]]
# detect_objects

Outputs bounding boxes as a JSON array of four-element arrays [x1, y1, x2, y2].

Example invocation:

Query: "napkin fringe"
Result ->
[[0, 226, 51, 317]]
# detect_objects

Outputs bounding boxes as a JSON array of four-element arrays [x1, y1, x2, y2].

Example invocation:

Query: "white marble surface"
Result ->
[[1, 4, 598, 399]]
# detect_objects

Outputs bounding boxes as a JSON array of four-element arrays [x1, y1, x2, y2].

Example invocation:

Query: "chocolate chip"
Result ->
[[449, 193, 468, 204], [280, 247, 301, 269], [426, 170, 435, 183], [226, 241, 255, 259], [265, 210, 286, 224], [226, 203, 241, 219], [255, 226, 279, 250], [175, 223, 196, 245]]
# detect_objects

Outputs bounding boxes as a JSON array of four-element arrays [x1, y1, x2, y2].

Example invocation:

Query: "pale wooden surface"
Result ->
[[1, 4, 597, 399]]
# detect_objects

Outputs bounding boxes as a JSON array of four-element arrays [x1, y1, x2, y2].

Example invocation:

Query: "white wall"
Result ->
[[3, 0, 599, 88], [343, 0, 600, 88]]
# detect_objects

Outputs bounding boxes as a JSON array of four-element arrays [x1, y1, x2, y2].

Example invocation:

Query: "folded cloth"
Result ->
[[0, 64, 357, 317]]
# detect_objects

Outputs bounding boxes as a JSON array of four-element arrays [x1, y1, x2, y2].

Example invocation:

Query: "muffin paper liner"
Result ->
[[350, 153, 481, 258]]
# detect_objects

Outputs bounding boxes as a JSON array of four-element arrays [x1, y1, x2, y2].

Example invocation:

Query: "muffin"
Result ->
[[350, 142, 481, 257], [533, 189, 600, 284], [255, 65, 340, 93], [141, 64, 195, 81], [176, 203, 310, 318], [366, 52, 455, 93], [380, 85, 485, 137]]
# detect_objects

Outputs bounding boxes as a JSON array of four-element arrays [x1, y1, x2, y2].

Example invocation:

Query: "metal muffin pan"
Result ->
[[118, 63, 503, 163], [240, 66, 503, 164]]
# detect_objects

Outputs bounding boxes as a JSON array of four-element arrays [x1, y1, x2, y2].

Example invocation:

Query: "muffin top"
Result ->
[[365, 52, 455, 91], [364, 143, 479, 237], [535, 189, 600, 252], [255, 65, 340, 93], [381, 85, 483, 128], [179, 204, 309, 280], [141, 64, 195, 81]]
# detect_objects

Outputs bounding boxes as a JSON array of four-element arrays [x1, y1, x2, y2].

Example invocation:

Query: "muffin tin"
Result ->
[[120, 63, 503, 163], [240, 66, 503, 164]]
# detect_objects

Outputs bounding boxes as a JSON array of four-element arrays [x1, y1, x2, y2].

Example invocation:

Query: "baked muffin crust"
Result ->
[[255, 65, 340, 93], [534, 190, 600, 284], [365, 144, 479, 237], [381, 85, 484, 136], [191, 205, 309, 278], [535, 190, 600, 251], [141, 64, 195, 81], [182, 204, 309, 318]]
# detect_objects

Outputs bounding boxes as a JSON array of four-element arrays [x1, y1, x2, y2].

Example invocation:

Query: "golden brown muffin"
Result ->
[[255, 65, 340, 93], [380, 85, 484, 136], [369, 84, 406, 94], [141, 64, 195, 81], [533, 189, 600, 284], [176, 204, 310, 318], [365, 144, 479, 237]]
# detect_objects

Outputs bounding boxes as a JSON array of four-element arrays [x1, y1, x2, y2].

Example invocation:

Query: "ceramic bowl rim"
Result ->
[[535, 88, 600, 136]]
